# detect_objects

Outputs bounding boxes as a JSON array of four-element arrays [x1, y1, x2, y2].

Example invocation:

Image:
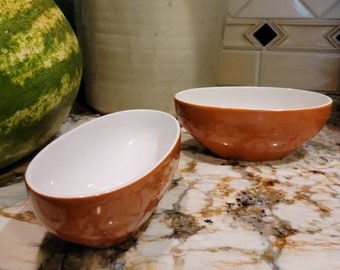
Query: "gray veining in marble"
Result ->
[[0, 103, 339, 270]]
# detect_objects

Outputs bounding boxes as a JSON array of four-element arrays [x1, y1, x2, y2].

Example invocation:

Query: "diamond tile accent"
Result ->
[[326, 25, 340, 48], [253, 23, 278, 46], [330, 27, 340, 47], [275, 22, 340, 51], [222, 0, 340, 92]]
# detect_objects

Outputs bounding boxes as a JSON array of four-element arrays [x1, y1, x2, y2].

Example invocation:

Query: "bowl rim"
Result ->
[[175, 86, 333, 111], [25, 109, 181, 199]]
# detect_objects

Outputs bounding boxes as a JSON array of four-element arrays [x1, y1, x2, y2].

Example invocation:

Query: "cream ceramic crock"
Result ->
[[74, 0, 227, 114]]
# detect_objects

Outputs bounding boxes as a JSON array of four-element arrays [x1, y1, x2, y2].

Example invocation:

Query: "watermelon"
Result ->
[[0, 0, 82, 169]]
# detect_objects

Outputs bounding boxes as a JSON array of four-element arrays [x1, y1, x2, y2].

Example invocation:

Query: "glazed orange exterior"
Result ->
[[175, 100, 332, 161], [25, 137, 180, 248]]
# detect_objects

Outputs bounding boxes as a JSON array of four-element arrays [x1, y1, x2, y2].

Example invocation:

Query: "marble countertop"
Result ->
[[1, 104, 340, 270]]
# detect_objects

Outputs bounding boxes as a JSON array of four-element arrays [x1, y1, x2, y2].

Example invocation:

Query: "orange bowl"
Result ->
[[25, 110, 180, 247], [175, 87, 332, 161]]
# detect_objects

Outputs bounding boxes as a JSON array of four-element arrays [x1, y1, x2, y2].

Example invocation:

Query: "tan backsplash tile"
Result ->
[[301, 0, 339, 17], [217, 50, 260, 86], [271, 21, 340, 51], [323, 1, 340, 19], [231, 0, 314, 18], [219, 0, 340, 92], [260, 51, 340, 90], [222, 21, 259, 49], [227, 0, 251, 17]]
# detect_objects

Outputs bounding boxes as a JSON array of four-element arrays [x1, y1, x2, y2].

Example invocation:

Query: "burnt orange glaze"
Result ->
[[25, 137, 181, 248], [175, 99, 332, 161]]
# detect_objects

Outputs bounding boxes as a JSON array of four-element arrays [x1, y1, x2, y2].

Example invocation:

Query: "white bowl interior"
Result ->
[[175, 87, 332, 110], [26, 110, 180, 198]]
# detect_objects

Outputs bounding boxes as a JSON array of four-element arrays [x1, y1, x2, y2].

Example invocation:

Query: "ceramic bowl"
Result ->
[[175, 86, 332, 161], [25, 110, 181, 247]]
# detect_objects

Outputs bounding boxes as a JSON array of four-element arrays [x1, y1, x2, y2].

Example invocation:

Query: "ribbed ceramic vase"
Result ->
[[74, 0, 227, 114]]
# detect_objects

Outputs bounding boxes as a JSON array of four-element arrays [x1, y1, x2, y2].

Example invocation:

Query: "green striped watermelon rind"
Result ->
[[0, 0, 82, 169]]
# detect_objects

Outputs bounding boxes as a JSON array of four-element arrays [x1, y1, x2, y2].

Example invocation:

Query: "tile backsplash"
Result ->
[[218, 0, 340, 92], [56, 0, 340, 126]]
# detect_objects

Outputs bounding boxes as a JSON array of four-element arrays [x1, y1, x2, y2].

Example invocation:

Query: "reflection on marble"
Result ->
[[1, 104, 340, 270]]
